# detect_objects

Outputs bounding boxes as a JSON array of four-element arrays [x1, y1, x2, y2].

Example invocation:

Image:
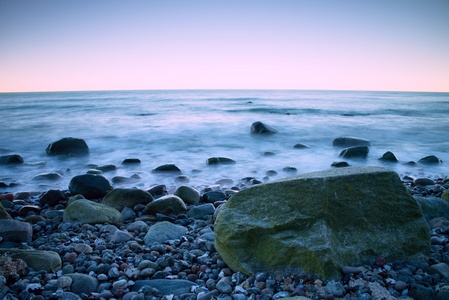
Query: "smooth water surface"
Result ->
[[1, 90, 448, 193]]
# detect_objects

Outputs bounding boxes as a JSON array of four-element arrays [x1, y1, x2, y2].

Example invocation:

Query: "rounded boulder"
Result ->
[[68, 174, 113, 199], [102, 188, 153, 211]]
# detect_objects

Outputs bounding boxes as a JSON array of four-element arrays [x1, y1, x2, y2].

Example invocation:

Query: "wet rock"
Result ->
[[418, 155, 443, 165], [415, 177, 436, 186], [46, 137, 89, 156], [39, 189, 67, 206], [0, 154, 23, 164], [326, 280, 345, 297], [147, 184, 167, 197], [415, 196, 449, 221], [339, 146, 369, 159], [152, 164, 182, 174], [174, 185, 200, 204], [68, 174, 113, 199], [331, 161, 350, 168], [203, 191, 226, 203], [122, 158, 141, 164], [427, 262, 449, 277], [250, 121, 278, 134], [102, 188, 153, 211], [379, 151, 398, 162], [206, 157, 236, 165], [293, 143, 310, 149], [143, 221, 188, 245], [215, 167, 430, 279], [63, 199, 123, 225], [33, 172, 63, 181], [144, 194, 187, 215], [333, 136, 371, 148]]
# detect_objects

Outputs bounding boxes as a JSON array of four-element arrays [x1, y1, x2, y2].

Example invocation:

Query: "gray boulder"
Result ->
[[339, 146, 369, 159], [415, 196, 449, 221], [0, 219, 32, 242], [68, 174, 113, 199], [46, 137, 89, 156], [102, 188, 153, 211], [333, 136, 371, 148], [144, 194, 187, 215], [214, 166, 430, 279], [152, 164, 181, 173], [250, 121, 278, 134], [143, 221, 187, 245], [0, 249, 61, 272], [63, 199, 123, 225], [187, 203, 215, 219], [65, 273, 99, 294], [174, 185, 200, 204]]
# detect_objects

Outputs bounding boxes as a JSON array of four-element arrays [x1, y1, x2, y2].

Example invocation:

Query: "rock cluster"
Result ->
[[0, 162, 448, 299]]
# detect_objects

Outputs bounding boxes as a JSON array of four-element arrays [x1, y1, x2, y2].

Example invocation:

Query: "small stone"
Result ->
[[216, 280, 232, 294], [112, 279, 128, 289], [394, 280, 407, 292], [325, 280, 345, 297], [74, 243, 93, 254], [57, 276, 73, 289]]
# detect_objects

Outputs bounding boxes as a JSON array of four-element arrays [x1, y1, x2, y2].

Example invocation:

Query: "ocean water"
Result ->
[[0, 89, 448, 193]]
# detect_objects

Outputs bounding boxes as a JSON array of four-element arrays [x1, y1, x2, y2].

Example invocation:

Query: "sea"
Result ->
[[1, 89, 448, 193]]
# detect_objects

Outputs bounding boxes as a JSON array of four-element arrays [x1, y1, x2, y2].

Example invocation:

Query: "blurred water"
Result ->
[[0, 90, 448, 193]]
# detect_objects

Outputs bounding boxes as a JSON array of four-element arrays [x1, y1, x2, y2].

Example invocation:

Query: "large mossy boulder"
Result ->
[[46, 137, 89, 156], [214, 166, 430, 279], [63, 199, 123, 225], [102, 188, 153, 211]]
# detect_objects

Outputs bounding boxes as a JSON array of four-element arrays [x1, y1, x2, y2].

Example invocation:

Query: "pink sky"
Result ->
[[1, 0, 448, 92]]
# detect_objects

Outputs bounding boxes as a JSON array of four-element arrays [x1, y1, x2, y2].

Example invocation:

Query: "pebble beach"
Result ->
[[1, 165, 449, 300]]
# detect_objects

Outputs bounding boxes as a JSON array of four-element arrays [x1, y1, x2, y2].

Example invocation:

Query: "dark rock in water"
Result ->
[[102, 188, 153, 211], [379, 151, 398, 162], [414, 177, 435, 186], [406, 161, 417, 166], [0, 154, 23, 164], [68, 174, 113, 199], [39, 189, 67, 206], [331, 161, 350, 168], [214, 167, 430, 279], [175, 175, 190, 183], [333, 136, 371, 148], [97, 164, 117, 172], [339, 146, 369, 159], [33, 172, 63, 181], [262, 151, 276, 156], [207, 157, 236, 165], [293, 143, 310, 149], [133, 279, 196, 295], [418, 155, 442, 165], [250, 121, 279, 134], [147, 184, 167, 197], [152, 164, 182, 173], [18, 205, 41, 216], [122, 158, 141, 164], [266, 170, 278, 176], [46, 137, 89, 156], [283, 166, 297, 173]]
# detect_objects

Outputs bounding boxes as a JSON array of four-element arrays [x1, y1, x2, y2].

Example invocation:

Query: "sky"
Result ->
[[0, 0, 448, 93]]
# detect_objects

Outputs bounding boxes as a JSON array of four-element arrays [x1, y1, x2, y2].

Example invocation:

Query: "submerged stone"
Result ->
[[214, 167, 430, 279], [379, 151, 398, 163], [0, 154, 23, 165], [46, 137, 89, 156], [418, 155, 442, 165], [333, 137, 371, 148], [250, 121, 279, 134], [206, 157, 236, 165], [339, 146, 369, 159]]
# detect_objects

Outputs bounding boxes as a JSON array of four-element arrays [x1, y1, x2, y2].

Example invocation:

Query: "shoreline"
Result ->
[[0, 168, 448, 299]]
